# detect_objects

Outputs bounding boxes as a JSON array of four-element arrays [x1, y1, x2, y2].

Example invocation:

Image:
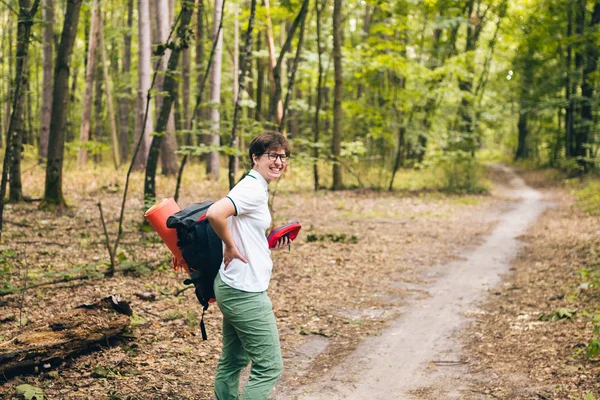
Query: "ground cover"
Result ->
[[463, 169, 600, 400], [0, 164, 504, 399]]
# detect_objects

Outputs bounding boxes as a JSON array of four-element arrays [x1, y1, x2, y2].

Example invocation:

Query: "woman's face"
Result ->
[[252, 147, 288, 183]]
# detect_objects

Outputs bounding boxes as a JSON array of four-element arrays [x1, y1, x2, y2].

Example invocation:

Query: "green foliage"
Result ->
[[574, 181, 600, 216], [14, 384, 44, 400], [306, 232, 358, 244], [130, 313, 148, 328], [538, 307, 577, 321], [0, 249, 18, 295], [426, 150, 487, 194]]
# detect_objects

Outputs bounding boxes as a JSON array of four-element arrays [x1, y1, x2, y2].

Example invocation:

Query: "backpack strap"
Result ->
[[200, 305, 208, 340]]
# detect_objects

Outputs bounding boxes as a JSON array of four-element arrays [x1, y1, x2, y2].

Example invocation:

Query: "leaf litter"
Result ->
[[0, 166, 534, 399]]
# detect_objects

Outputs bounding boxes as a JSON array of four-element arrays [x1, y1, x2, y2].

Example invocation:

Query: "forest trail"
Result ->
[[274, 165, 549, 399]]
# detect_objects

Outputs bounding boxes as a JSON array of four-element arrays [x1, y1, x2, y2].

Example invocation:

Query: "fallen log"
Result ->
[[0, 296, 131, 379]]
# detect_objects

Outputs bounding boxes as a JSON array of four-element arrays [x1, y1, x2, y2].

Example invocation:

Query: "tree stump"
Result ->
[[0, 296, 131, 379]]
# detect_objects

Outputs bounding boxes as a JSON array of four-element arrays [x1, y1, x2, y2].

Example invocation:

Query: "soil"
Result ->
[[0, 164, 598, 399]]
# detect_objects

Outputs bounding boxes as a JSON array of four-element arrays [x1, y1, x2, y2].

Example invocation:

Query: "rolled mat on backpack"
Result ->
[[144, 198, 189, 272]]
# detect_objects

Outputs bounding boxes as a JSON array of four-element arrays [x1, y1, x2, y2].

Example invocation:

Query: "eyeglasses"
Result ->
[[265, 152, 289, 163]]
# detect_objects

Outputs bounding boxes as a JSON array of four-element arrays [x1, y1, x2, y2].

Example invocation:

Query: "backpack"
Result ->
[[166, 201, 223, 340]]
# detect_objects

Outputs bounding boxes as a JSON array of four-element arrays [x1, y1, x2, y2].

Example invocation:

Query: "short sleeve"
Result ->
[[227, 180, 264, 216]]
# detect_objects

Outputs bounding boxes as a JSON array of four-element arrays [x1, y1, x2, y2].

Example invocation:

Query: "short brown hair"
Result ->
[[248, 131, 291, 166]]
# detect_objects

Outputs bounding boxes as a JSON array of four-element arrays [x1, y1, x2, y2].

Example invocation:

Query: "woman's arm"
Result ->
[[207, 198, 248, 268]]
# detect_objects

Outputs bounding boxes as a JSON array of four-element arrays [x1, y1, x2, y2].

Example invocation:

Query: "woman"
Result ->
[[206, 131, 291, 400]]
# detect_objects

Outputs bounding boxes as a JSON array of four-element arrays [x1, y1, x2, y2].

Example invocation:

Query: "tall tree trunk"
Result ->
[[255, 31, 265, 121], [195, 0, 207, 151], [263, 0, 280, 124], [39, 0, 54, 160], [229, 0, 257, 189], [573, 0, 586, 163], [331, 0, 343, 190], [5, 0, 41, 206], [78, 0, 100, 166], [144, 1, 195, 201], [207, 0, 224, 180], [566, 3, 574, 158], [98, 15, 121, 168], [117, 0, 134, 161], [93, 49, 104, 164], [313, 0, 326, 191], [41, 0, 83, 211], [268, 0, 310, 126], [133, 0, 154, 170], [231, 3, 240, 179], [579, 1, 600, 170], [153, 0, 179, 176], [279, 8, 307, 133]]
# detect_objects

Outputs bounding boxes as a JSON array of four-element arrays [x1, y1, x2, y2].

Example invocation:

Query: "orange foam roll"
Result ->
[[144, 198, 188, 272]]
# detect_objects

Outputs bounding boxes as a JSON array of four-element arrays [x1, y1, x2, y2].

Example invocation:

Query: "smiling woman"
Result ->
[[206, 131, 292, 400]]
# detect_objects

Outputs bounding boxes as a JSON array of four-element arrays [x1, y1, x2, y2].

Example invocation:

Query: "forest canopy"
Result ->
[[1, 0, 599, 208]]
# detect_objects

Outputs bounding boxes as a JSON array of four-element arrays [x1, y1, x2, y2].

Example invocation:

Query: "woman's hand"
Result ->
[[271, 235, 291, 252], [223, 245, 248, 270]]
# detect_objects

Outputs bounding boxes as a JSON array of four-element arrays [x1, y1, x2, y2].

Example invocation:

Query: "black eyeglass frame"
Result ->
[[263, 152, 290, 163]]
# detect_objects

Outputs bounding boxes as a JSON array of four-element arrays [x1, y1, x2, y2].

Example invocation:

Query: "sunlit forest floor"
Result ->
[[0, 163, 598, 399]]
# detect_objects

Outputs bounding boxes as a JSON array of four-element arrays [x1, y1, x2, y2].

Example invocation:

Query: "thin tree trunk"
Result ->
[[331, 0, 343, 190], [78, 0, 100, 166], [229, 0, 257, 189], [579, 1, 600, 170], [268, 0, 309, 126], [117, 0, 133, 161], [5, 0, 41, 206], [41, 0, 83, 212], [313, 0, 326, 191], [39, 0, 53, 160], [144, 1, 195, 201], [207, 0, 224, 180], [231, 3, 240, 178], [255, 31, 264, 121], [573, 0, 586, 162], [93, 50, 104, 164], [279, 8, 307, 132], [98, 15, 121, 168], [154, 0, 179, 176], [195, 0, 207, 151], [566, 3, 574, 158], [263, 0, 280, 124], [133, 0, 154, 170]]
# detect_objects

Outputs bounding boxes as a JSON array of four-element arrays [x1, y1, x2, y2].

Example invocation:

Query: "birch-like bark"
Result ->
[[98, 16, 121, 168], [207, 0, 224, 180], [77, 0, 100, 166], [39, 0, 53, 160], [133, 0, 154, 170]]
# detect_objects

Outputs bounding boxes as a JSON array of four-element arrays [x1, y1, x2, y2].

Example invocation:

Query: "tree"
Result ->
[[117, 0, 134, 161], [153, 0, 179, 176], [39, 0, 53, 160], [331, 0, 343, 190], [40, 0, 83, 212], [0, 0, 41, 238], [229, 0, 258, 189], [144, 1, 195, 202], [579, 1, 600, 170], [206, 0, 224, 180], [77, 0, 100, 167], [132, 0, 154, 170]]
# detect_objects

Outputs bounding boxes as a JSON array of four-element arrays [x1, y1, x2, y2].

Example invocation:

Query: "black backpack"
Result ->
[[166, 201, 223, 340]]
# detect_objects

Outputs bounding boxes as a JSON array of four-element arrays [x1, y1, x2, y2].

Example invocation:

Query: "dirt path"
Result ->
[[275, 165, 548, 399]]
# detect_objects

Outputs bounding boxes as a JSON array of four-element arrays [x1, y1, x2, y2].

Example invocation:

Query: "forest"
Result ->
[[1, 0, 600, 399]]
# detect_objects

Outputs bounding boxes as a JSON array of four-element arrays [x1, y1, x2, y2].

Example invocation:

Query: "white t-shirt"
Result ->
[[218, 169, 273, 292]]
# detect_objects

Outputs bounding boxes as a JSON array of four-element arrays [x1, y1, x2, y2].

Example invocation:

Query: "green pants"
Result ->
[[213, 274, 283, 400]]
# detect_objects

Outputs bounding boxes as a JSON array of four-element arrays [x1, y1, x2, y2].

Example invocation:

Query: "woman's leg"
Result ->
[[214, 275, 250, 400], [237, 293, 283, 400]]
